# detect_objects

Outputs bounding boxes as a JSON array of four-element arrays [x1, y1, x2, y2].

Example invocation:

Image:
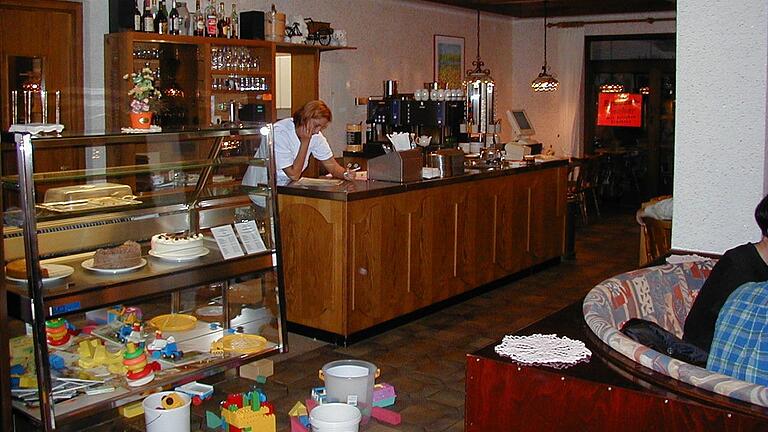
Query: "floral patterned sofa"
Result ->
[[583, 259, 768, 408]]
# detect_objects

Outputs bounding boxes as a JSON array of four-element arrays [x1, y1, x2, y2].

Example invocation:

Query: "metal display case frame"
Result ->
[[0, 125, 287, 431]]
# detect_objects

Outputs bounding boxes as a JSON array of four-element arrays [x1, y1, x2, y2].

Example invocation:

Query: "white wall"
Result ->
[[76, 0, 108, 131], [673, 0, 768, 253]]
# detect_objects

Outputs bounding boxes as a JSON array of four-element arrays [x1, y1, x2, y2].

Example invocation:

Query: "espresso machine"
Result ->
[[364, 80, 465, 150]]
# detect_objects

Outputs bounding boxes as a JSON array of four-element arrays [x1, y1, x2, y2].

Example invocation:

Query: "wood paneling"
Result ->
[[279, 194, 346, 334], [279, 166, 567, 337], [0, 0, 84, 133]]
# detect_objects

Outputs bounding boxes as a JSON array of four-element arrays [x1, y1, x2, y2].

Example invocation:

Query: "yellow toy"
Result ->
[[77, 339, 125, 373], [161, 392, 185, 409]]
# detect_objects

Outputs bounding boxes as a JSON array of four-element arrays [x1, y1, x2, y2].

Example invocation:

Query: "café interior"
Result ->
[[0, 0, 766, 431]]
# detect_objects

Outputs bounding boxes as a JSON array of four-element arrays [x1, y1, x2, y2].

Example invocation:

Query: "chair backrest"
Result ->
[[567, 160, 584, 195], [642, 216, 672, 263]]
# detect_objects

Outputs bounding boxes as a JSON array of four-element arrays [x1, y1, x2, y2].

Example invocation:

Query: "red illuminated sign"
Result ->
[[597, 93, 643, 127]]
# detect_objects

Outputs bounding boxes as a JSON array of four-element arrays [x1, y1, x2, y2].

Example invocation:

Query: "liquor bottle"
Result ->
[[192, 0, 204, 36], [168, 1, 181, 35], [155, 0, 168, 34], [229, 3, 238, 39], [142, 0, 155, 32], [133, 0, 142, 31], [217, 2, 229, 39], [150, 0, 158, 18], [205, 0, 217, 37]]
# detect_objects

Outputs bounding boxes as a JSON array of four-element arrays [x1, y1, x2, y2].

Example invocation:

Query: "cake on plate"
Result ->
[[151, 232, 205, 257], [93, 241, 142, 269], [6, 259, 48, 279]]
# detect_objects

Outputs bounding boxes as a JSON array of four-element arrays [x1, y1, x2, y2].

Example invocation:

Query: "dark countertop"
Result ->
[[277, 158, 568, 202]]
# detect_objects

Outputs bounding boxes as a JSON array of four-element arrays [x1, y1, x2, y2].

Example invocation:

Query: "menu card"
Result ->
[[211, 225, 245, 259], [234, 221, 267, 254]]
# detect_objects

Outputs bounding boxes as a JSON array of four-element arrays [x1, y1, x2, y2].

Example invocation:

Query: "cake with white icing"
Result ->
[[151, 233, 205, 257]]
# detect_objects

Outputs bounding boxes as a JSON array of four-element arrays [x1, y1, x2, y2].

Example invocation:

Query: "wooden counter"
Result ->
[[277, 160, 567, 342]]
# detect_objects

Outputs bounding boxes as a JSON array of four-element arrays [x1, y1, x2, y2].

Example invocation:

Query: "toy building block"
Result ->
[[239, 358, 273, 381], [288, 401, 308, 417], [118, 401, 144, 418], [311, 387, 327, 404], [372, 406, 402, 425], [290, 416, 309, 432]]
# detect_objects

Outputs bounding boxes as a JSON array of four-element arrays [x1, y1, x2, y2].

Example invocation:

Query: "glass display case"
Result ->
[[1, 124, 286, 430]]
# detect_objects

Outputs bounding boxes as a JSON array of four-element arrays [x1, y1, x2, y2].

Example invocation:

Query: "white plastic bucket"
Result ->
[[320, 360, 378, 424], [310, 403, 362, 432], [143, 391, 191, 432]]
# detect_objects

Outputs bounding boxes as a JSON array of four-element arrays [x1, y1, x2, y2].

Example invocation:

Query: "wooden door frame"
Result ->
[[0, 0, 84, 131]]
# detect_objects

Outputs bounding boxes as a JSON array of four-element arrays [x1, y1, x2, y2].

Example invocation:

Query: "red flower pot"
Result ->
[[130, 112, 153, 129]]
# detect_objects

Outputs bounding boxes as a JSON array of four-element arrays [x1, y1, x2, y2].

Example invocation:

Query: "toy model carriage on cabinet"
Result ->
[[304, 18, 333, 46]]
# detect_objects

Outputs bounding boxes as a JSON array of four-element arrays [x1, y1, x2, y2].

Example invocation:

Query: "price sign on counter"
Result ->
[[234, 221, 267, 254], [211, 225, 245, 259]]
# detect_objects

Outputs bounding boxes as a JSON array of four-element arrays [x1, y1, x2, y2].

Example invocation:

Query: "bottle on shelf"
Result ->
[[168, 0, 180, 35], [217, 2, 230, 39], [133, 0, 142, 32], [150, 0, 158, 18], [205, 0, 217, 37], [176, 2, 190, 35], [230, 3, 238, 39], [192, 0, 204, 36], [142, 0, 155, 32], [155, 0, 169, 34]]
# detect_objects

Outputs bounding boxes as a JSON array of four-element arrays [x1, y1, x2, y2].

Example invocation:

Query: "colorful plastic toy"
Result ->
[[175, 381, 213, 406], [46, 318, 74, 349], [206, 389, 276, 432], [123, 343, 158, 387]]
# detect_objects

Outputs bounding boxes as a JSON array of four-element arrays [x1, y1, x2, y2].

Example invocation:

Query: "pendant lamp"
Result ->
[[531, 0, 559, 92], [464, 9, 496, 138]]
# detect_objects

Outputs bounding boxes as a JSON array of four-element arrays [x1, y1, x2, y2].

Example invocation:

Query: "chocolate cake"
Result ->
[[92, 241, 142, 269]]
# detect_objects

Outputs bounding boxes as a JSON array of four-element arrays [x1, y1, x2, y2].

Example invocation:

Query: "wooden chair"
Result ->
[[641, 216, 672, 265], [568, 156, 603, 224]]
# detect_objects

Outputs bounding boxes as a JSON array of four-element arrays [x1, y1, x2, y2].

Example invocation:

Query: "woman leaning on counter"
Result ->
[[274, 100, 349, 182]]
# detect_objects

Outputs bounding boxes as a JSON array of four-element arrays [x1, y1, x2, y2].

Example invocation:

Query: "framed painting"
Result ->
[[434, 35, 465, 88]]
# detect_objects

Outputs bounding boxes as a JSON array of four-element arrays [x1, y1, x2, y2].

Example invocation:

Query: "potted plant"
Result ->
[[123, 67, 161, 129]]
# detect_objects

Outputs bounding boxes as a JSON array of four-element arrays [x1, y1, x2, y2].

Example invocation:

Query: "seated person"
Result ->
[[622, 194, 768, 366], [707, 280, 768, 385]]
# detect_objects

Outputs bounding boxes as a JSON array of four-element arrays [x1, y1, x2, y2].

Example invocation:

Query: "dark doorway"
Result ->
[[584, 34, 675, 205]]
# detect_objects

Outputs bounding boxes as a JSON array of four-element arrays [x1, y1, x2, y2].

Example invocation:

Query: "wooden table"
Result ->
[[465, 302, 768, 431]]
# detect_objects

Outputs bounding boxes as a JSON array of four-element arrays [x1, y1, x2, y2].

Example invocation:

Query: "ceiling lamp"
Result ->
[[464, 9, 496, 139], [531, 0, 559, 92], [600, 83, 625, 93]]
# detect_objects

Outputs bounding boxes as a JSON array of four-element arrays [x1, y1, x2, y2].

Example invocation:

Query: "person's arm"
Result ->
[[320, 157, 348, 180], [281, 138, 310, 181]]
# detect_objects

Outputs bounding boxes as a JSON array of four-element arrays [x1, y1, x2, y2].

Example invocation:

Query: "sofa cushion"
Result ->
[[583, 260, 768, 408]]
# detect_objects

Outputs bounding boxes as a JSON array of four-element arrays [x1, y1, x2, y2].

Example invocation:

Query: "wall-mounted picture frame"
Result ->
[[434, 35, 465, 88]]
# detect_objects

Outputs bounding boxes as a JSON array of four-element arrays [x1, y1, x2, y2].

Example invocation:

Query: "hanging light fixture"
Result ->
[[531, 0, 559, 92], [600, 83, 625, 93], [464, 9, 496, 141]]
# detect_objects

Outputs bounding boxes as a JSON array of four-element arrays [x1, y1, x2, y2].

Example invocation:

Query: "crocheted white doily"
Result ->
[[494, 333, 591, 367], [121, 125, 163, 134]]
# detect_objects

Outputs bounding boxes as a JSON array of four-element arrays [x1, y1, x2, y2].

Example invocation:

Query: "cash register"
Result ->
[[504, 109, 543, 159]]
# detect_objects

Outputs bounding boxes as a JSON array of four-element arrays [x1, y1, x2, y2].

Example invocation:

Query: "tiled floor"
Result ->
[[85, 207, 639, 431], [215, 208, 638, 432]]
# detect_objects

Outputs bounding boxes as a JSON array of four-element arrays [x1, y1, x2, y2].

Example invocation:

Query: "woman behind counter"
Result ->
[[275, 100, 348, 182]]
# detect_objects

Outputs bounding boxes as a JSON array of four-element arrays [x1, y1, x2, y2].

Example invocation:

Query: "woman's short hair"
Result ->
[[293, 100, 332, 126], [755, 194, 768, 237]]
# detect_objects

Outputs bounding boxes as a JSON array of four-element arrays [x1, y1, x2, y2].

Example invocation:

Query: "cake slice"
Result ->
[[92, 241, 142, 269], [6, 259, 49, 279]]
